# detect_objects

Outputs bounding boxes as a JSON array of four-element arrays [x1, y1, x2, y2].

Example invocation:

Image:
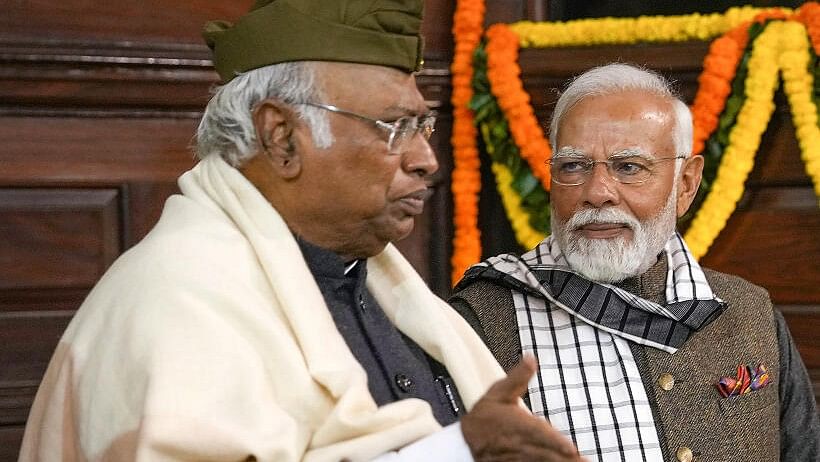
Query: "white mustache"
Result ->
[[566, 207, 641, 232]]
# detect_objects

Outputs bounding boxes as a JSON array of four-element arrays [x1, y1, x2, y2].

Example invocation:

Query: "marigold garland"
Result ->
[[690, 23, 751, 156], [796, 2, 820, 53], [684, 20, 782, 257], [779, 20, 820, 203], [485, 23, 552, 189], [491, 163, 547, 249], [449, 0, 485, 284], [508, 7, 769, 47]]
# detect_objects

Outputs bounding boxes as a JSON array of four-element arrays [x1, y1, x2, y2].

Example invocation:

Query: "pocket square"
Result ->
[[716, 364, 770, 398]]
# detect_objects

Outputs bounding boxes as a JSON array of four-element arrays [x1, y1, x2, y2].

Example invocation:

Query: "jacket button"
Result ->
[[676, 446, 693, 462], [658, 373, 675, 391], [394, 374, 414, 393]]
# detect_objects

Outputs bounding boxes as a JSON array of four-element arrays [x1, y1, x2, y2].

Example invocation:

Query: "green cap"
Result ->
[[204, 0, 425, 83]]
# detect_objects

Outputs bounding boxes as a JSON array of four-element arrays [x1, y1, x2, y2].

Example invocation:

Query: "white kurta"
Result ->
[[19, 155, 504, 462]]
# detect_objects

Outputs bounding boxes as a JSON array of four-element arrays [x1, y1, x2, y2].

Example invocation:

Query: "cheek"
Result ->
[[622, 186, 673, 221], [551, 187, 583, 220]]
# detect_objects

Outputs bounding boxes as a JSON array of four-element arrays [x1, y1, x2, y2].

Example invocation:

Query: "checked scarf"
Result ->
[[459, 232, 725, 461]]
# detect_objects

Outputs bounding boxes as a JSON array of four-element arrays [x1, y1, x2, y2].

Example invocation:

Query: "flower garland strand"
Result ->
[[690, 23, 751, 156], [796, 3, 820, 54], [492, 163, 547, 249], [779, 20, 820, 203], [450, 0, 485, 284], [684, 21, 783, 258], [472, 39, 551, 248], [683, 17, 775, 227], [509, 7, 769, 47], [485, 23, 552, 189]]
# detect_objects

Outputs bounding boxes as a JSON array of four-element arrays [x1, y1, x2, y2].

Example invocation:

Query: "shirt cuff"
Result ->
[[370, 422, 473, 462]]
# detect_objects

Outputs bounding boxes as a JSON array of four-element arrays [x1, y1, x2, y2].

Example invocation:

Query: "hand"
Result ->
[[461, 356, 586, 461]]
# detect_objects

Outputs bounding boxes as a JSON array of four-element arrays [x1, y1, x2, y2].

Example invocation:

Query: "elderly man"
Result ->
[[451, 63, 820, 462], [19, 1, 584, 461]]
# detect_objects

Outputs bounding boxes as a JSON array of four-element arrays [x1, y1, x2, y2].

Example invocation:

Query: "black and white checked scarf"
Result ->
[[460, 232, 724, 461]]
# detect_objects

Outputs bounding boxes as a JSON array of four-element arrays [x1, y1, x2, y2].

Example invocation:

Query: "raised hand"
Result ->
[[461, 356, 587, 461]]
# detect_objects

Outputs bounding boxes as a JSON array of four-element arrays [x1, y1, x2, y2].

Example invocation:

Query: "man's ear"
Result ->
[[676, 154, 704, 218], [252, 98, 301, 179]]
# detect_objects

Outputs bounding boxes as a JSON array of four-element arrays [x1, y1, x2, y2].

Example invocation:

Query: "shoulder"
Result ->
[[450, 277, 513, 309], [702, 267, 771, 301], [66, 195, 275, 348], [698, 267, 779, 353]]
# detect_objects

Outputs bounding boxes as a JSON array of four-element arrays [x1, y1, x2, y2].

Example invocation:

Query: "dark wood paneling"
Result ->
[[701, 188, 820, 304], [123, 182, 181, 247], [484, 0, 528, 25], [0, 426, 25, 462], [750, 102, 814, 185], [0, 189, 121, 290], [0, 288, 89, 314], [423, 0, 456, 60], [0, 1, 253, 44], [0, 312, 74, 423], [0, 117, 198, 184], [781, 306, 820, 369]]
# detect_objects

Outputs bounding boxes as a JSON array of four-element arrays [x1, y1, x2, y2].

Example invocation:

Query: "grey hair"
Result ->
[[195, 61, 334, 166], [549, 63, 693, 171]]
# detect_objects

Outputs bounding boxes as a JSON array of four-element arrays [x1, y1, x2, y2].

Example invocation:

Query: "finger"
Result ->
[[485, 354, 537, 403]]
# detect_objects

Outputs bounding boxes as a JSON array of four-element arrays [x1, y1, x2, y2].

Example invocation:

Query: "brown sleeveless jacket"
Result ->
[[450, 260, 780, 461]]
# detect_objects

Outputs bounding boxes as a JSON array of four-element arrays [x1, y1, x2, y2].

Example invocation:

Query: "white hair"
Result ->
[[549, 63, 692, 173], [195, 61, 334, 166]]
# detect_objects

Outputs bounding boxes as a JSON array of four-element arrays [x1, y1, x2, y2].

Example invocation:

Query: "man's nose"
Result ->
[[402, 135, 439, 177], [581, 162, 619, 208]]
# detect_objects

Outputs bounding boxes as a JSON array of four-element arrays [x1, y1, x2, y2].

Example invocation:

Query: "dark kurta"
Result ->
[[299, 239, 464, 426]]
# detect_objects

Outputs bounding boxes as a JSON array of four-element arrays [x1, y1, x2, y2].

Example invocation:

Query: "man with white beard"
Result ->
[[450, 63, 819, 462]]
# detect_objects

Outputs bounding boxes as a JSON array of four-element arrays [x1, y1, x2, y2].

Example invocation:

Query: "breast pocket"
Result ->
[[715, 383, 779, 458], [717, 382, 777, 418]]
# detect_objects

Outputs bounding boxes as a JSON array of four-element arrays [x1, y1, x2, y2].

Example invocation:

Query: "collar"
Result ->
[[297, 237, 365, 280]]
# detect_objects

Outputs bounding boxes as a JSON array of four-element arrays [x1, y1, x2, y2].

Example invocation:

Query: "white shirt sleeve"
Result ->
[[369, 422, 473, 462]]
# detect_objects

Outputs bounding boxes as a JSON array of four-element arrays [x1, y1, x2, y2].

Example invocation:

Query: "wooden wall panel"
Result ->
[[782, 307, 820, 370], [0, 1, 253, 44], [702, 188, 820, 303], [0, 426, 24, 462], [0, 189, 121, 290], [0, 117, 198, 184], [0, 313, 74, 421]]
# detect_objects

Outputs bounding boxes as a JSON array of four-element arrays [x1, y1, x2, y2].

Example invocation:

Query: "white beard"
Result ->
[[551, 187, 678, 283]]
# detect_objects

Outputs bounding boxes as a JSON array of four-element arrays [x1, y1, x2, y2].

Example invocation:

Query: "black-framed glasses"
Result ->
[[547, 155, 687, 186], [297, 102, 436, 154]]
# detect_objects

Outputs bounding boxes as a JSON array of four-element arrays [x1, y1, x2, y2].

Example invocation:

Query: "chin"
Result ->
[[387, 215, 417, 242], [563, 235, 649, 283]]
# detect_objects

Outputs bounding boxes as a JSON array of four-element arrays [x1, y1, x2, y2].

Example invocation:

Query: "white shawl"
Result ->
[[20, 155, 504, 462]]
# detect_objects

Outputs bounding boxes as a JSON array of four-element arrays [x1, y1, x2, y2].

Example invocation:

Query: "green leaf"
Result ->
[[512, 171, 539, 198]]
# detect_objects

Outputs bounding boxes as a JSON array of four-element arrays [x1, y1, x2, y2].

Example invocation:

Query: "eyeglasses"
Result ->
[[297, 102, 436, 154], [547, 155, 687, 186]]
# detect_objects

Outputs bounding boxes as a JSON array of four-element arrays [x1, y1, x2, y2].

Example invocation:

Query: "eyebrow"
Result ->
[[553, 147, 655, 160], [609, 148, 654, 160], [385, 103, 433, 118], [553, 146, 587, 158]]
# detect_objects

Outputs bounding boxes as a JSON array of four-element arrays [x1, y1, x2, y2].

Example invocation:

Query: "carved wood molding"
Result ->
[[0, 38, 453, 118]]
